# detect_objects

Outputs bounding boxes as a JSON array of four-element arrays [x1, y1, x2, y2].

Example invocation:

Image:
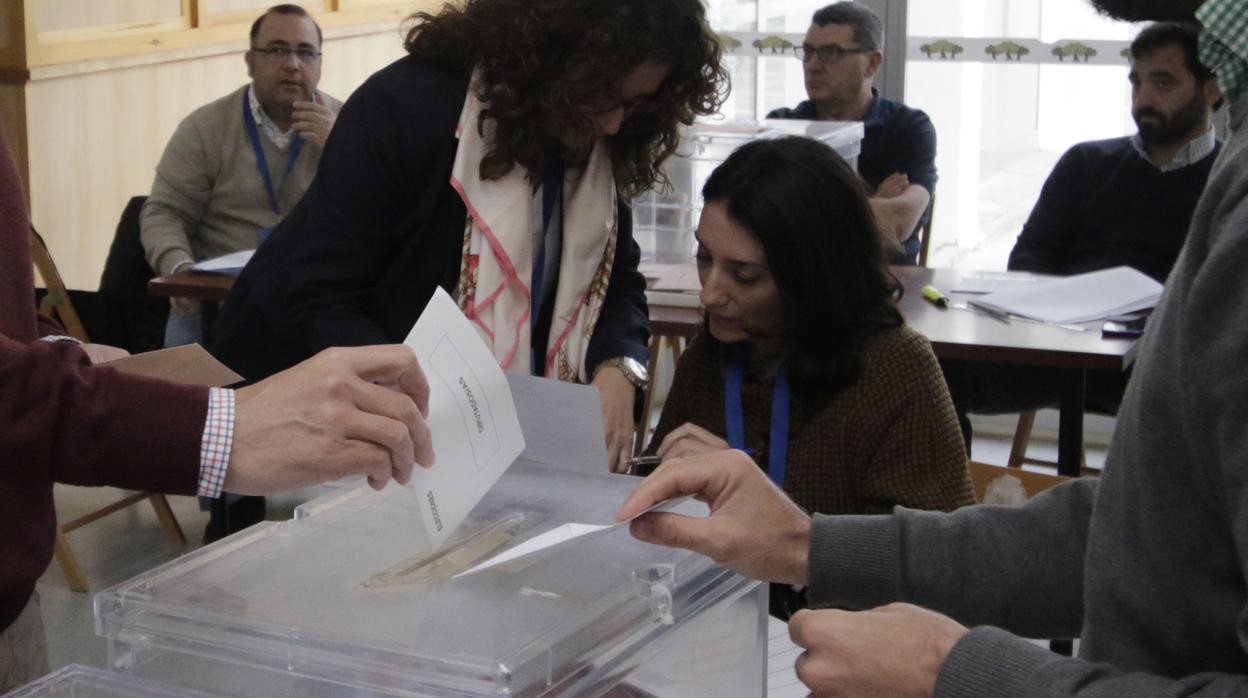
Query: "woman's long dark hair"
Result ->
[[404, 0, 728, 198], [701, 136, 903, 396]]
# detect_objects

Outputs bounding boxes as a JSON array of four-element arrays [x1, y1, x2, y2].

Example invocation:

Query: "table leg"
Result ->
[[1057, 369, 1086, 477]]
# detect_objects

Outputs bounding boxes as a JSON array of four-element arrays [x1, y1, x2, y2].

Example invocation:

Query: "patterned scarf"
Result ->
[[1197, 0, 1248, 101], [450, 77, 618, 381]]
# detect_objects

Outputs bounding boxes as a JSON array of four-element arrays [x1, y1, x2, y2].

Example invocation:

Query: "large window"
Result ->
[[705, 0, 1145, 270]]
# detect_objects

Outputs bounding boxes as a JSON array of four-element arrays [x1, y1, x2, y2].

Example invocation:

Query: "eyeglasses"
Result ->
[[793, 43, 873, 64], [250, 46, 322, 64], [592, 96, 664, 119]]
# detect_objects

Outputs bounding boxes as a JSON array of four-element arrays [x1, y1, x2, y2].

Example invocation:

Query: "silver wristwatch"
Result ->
[[596, 356, 650, 391]]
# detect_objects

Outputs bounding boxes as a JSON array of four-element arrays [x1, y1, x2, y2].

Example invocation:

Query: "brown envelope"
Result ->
[[106, 343, 243, 387]]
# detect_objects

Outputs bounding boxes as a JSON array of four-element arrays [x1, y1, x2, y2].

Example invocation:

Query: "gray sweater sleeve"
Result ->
[[808, 477, 1095, 638], [936, 628, 1248, 697]]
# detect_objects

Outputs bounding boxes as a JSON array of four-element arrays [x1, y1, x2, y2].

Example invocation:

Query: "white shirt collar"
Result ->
[[247, 85, 296, 150], [1130, 126, 1217, 172]]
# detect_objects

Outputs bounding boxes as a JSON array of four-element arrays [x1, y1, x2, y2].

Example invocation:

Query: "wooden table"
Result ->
[[893, 267, 1137, 476], [147, 270, 235, 301]]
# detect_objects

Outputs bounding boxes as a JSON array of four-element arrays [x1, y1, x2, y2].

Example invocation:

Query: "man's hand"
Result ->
[[868, 183, 931, 246], [655, 422, 729, 461], [875, 171, 910, 199], [616, 449, 810, 584], [292, 100, 336, 148], [592, 365, 637, 473], [790, 603, 967, 698], [81, 343, 129, 364], [225, 345, 434, 495]]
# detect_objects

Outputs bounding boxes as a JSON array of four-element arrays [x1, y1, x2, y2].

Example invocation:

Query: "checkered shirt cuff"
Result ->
[[198, 388, 236, 498]]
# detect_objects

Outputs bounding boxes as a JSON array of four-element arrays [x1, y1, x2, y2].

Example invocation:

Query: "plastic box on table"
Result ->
[[3, 664, 213, 697], [632, 119, 864, 264], [95, 463, 766, 697]]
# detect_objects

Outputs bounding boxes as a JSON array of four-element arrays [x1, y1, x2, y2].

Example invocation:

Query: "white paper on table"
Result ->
[[505, 372, 608, 474], [453, 496, 696, 578], [401, 288, 526, 549], [190, 249, 254, 275], [767, 616, 807, 697], [642, 263, 702, 292], [969, 266, 1163, 324], [950, 272, 1045, 294]]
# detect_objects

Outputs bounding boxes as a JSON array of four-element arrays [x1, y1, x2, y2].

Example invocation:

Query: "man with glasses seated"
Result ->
[[768, 2, 936, 265], [140, 4, 342, 542], [141, 4, 343, 350]]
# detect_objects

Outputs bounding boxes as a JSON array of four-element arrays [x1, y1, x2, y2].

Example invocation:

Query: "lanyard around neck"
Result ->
[[531, 153, 564, 373], [242, 92, 305, 217], [724, 344, 791, 488]]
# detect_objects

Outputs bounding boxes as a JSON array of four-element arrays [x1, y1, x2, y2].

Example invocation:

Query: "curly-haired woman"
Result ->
[[212, 0, 728, 476]]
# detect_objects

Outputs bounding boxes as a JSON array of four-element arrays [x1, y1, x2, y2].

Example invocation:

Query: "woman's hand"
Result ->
[[592, 366, 638, 473], [80, 343, 130, 364], [655, 422, 730, 461]]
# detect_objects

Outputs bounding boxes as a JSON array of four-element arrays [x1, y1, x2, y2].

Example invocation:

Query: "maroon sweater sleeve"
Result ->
[[0, 334, 208, 633]]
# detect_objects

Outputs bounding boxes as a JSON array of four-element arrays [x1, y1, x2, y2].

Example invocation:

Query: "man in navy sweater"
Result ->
[[767, 2, 937, 264], [942, 21, 1222, 449]]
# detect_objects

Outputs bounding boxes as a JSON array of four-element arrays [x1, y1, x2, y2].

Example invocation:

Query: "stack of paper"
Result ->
[[969, 266, 1162, 324], [191, 249, 255, 275], [641, 262, 702, 308]]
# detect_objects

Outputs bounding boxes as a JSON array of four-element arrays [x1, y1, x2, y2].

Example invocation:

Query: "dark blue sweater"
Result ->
[[1009, 136, 1220, 283]]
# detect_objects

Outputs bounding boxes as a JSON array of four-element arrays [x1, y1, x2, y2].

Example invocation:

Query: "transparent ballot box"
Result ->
[[95, 464, 766, 697], [632, 119, 864, 264], [4, 664, 213, 698]]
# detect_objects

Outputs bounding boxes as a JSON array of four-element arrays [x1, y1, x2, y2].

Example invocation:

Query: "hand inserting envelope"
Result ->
[[454, 496, 695, 578]]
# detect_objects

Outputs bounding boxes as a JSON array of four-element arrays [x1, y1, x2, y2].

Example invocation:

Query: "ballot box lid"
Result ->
[[96, 464, 759, 697]]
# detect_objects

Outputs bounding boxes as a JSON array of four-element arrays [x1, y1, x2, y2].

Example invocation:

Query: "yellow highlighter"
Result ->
[[921, 284, 949, 308]]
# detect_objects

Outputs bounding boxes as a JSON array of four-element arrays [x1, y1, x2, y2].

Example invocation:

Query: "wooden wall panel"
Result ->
[[24, 24, 407, 289], [32, 0, 183, 34]]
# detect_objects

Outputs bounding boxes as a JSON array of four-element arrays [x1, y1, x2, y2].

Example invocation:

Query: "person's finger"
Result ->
[[616, 455, 728, 520], [327, 345, 422, 385], [349, 379, 434, 468], [391, 351, 432, 417], [655, 422, 700, 458], [335, 407, 416, 485], [788, 608, 816, 647], [628, 510, 722, 557]]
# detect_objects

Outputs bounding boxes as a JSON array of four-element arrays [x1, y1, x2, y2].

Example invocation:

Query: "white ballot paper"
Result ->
[[402, 288, 526, 549], [454, 496, 696, 578]]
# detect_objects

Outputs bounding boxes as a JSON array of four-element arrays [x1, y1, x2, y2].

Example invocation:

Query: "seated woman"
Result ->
[[647, 136, 973, 529], [210, 0, 728, 476]]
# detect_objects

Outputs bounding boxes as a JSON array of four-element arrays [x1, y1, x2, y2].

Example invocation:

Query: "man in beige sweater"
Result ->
[[141, 4, 342, 347]]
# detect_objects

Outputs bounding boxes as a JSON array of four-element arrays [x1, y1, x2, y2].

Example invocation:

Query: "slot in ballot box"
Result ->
[[94, 463, 766, 697], [632, 119, 863, 265]]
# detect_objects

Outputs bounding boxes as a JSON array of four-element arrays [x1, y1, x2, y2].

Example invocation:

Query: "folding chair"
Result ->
[[30, 227, 186, 592]]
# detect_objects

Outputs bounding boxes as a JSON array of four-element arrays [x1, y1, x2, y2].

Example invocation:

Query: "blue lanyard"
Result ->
[[242, 92, 305, 217], [531, 154, 564, 373], [534, 154, 564, 319], [724, 345, 791, 487]]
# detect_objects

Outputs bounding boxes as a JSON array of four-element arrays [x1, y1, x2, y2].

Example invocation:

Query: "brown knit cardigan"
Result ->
[[647, 325, 974, 516]]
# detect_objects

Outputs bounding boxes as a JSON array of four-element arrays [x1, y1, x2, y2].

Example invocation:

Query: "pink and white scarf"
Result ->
[[450, 79, 619, 381]]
